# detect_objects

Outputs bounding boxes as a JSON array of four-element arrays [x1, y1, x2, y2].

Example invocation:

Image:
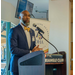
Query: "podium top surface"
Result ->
[[18, 51, 44, 64]]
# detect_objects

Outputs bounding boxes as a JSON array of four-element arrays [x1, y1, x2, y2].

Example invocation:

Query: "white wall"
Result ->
[[1, 0, 20, 25], [49, 0, 71, 75]]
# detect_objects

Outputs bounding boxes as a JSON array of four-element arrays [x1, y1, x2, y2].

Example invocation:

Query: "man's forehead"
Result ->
[[21, 10, 30, 14], [19, 10, 30, 17]]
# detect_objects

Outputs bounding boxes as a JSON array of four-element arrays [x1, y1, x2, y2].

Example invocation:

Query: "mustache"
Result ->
[[23, 20, 30, 23]]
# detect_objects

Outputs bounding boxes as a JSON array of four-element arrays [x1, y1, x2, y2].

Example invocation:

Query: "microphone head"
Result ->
[[33, 23, 37, 27]]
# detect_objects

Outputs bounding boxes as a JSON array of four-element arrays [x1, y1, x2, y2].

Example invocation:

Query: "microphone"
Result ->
[[33, 24, 60, 54], [33, 24, 44, 34]]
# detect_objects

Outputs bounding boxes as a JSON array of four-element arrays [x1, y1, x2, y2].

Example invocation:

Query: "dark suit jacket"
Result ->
[[8, 24, 36, 72]]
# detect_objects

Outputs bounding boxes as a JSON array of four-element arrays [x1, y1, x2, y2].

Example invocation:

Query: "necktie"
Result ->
[[24, 26, 30, 32]]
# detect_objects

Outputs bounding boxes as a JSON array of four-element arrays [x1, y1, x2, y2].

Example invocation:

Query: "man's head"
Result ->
[[19, 10, 30, 27]]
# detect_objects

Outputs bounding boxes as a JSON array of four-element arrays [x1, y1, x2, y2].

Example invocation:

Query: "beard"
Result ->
[[21, 19, 30, 27]]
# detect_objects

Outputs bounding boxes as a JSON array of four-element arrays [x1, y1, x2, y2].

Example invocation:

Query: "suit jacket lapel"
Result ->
[[29, 29, 32, 50], [18, 24, 29, 49]]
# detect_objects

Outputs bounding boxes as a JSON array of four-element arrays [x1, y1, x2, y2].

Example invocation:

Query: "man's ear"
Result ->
[[19, 16, 21, 19]]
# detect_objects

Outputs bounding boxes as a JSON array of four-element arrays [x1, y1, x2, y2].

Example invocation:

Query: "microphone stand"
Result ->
[[38, 31, 59, 54]]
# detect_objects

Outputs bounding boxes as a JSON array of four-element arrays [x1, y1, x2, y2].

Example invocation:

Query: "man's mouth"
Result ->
[[26, 20, 29, 23]]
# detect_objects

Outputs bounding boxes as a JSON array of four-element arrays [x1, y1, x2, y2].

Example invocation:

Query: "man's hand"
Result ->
[[32, 45, 43, 52]]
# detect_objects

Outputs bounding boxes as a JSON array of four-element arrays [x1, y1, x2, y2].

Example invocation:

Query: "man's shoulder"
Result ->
[[9, 24, 21, 32], [14, 24, 20, 29], [11, 24, 20, 30]]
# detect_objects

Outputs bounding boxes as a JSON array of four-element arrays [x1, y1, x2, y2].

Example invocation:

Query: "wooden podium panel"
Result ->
[[45, 51, 66, 75]]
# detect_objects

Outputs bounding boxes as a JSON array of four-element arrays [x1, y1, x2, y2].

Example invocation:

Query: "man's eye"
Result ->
[[28, 15, 30, 17]]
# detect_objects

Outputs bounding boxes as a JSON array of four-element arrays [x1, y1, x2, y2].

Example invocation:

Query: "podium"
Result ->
[[18, 51, 45, 75]]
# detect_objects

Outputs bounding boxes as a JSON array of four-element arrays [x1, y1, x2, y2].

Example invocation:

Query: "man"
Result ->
[[8, 10, 43, 75]]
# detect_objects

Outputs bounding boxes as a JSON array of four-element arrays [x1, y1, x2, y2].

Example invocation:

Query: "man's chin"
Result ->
[[25, 22, 30, 26]]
